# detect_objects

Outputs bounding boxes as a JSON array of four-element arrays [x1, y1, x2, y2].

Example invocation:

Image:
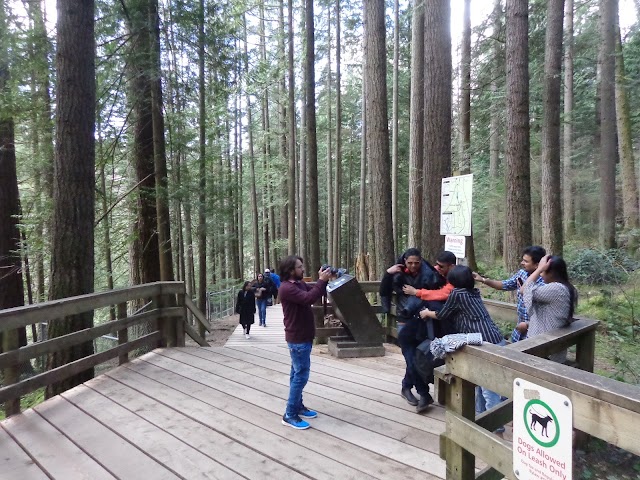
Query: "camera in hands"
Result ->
[[321, 264, 348, 278]]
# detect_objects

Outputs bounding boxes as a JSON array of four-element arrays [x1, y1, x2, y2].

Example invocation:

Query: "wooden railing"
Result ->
[[435, 308, 640, 479], [0, 281, 209, 417]]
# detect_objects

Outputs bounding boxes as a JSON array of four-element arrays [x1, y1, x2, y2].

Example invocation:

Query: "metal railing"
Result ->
[[206, 284, 242, 321]]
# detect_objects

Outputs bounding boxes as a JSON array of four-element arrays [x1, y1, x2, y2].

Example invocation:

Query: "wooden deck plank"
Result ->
[[104, 366, 396, 480], [217, 344, 445, 422], [135, 351, 441, 452], [181, 346, 444, 421], [60, 384, 244, 480], [34, 395, 180, 480], [226, 344, 401, 392], [88, 373, 322, 480], [143, 349, 446, 476], [121, 356, 443, 479], [0, 424, 49, 480], [163, 348, 444, 433], [0, 409, 116, 480]]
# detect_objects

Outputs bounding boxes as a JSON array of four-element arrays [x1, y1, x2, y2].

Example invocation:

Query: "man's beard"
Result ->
[[293, 271, 304, 281]]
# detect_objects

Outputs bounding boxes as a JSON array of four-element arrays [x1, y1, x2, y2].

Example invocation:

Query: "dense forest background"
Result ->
[[1, 0, 640, 385]]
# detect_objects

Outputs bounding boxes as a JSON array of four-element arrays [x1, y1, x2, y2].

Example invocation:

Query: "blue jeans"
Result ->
[[475, 339, 506, 433], [397, 321, 429, 397], [256, 299, 268, 325], [285, 342, 312, 417]]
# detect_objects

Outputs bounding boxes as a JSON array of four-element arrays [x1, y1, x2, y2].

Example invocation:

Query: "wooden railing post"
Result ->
[[175, 293, 186, 347], [444, 375, 476, 480], [575, 328, 595, 373], [1, 328, 21, 416], [117, 302, 128, 365]]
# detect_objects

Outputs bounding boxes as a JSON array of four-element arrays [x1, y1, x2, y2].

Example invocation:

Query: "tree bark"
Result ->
[[615, 24, 639, 230], [364, 0, 394, 276], [459, 0, 476, 270], [149, 0, 174, 282], [287, 0, 296, 254], [47, 0, 96, 397], [391, 0, 400, 249], [562, 0, 575, 239], [0, 13, 26, 413], [306, 0, 320, 277], [326, 6, 334, 265], [599, 0, 617, 248], [489, 0, 503, 262], [244, 15, 261, 275], [408, 0, 424, 249], [332, 0, 342, 266], [422, 0, 451, 261], [504, 0, 532, 271], [541, 0, 564, 255]]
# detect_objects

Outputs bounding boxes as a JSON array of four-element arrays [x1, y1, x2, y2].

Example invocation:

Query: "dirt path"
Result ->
[[185, 314, 240, 347]]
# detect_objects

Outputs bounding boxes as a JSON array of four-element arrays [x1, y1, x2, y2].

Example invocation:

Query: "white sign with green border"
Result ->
[[513, 378, 573, 480]]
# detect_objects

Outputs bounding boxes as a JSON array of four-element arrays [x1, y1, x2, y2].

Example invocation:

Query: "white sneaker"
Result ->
[[245, 334, 250, 339]]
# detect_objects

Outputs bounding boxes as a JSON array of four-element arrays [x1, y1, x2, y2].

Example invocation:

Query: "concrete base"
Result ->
[[327, 336, 386, 358]]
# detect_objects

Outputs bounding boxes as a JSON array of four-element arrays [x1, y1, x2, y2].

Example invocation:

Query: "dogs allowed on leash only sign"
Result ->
[[512, 378, 573, 480]]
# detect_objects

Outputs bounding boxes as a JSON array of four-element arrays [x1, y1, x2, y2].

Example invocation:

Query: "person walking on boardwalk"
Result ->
[[279, 255, 332, 430], [253, 273, 271, 327], [236, 281, 256, 339]]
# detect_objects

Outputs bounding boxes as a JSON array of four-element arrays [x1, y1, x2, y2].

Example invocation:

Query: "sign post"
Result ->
[[513, 378, 573, 480]]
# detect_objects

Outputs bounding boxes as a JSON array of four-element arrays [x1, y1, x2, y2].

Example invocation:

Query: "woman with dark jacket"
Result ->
[[236, 281, 256, 339]]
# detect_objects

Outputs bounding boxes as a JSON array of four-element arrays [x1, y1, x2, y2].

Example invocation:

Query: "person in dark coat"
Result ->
[[236, 281, 256, 339]]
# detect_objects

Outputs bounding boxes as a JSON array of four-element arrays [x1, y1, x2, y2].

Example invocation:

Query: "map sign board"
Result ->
[[513, 378, 573, 480], [440, 174, 473, 236]]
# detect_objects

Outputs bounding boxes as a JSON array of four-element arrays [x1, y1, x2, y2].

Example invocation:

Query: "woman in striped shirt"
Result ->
[[420, 265, 506, 435]]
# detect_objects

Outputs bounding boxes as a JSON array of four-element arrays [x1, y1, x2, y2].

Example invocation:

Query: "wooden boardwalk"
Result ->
[[1, 306, 451, 479]]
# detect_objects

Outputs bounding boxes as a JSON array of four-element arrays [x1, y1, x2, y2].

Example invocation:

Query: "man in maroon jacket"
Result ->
[[278, 255, 332, 430]]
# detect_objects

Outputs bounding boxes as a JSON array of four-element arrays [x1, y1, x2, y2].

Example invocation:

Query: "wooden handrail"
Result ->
[[0, 307, 182, 369], [437, 315, 640, 479], [0, 281, 201, 417], [0, 282, 185, 334]]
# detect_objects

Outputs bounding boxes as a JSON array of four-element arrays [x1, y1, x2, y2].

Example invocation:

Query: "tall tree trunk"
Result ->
[[306, 0, 321, 276], [504, 0, 532, 270], [459, 0, 476, 270], [489, 0, 503, 262], [0, 12, 26, 413], [149, 0, 173, 281], [47, 0, 96, 397], [356, 76, 369, 281], [244, 15, 261, 275], [408, 0, 424, 249], [326, 6, 334, 265], [299, 84, 307, 260], [197, 0, 207, 319], [125, 0, 160, 289], [391, 0, 400, 249], [287, 0, 296, 254], [540, 0, 565, 255], [332, 0, 342, 266], [422, 0, 452, 261], [278, 0, 289, 251], [562, 0, 575, 239], [615, 24, 639, 230], [364, 0, 394, 277], [599, 0, 617, 248]]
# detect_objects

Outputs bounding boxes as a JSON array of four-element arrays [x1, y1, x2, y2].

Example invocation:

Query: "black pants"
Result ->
[[397, 317, 430, 396]]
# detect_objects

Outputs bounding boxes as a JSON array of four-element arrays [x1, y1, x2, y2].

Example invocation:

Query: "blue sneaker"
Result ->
[[282, 414, 310, 430], [298, 405, 317, 419]]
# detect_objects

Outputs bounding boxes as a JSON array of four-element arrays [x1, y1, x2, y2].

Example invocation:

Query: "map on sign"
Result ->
[[440, 174, 473, 236]]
